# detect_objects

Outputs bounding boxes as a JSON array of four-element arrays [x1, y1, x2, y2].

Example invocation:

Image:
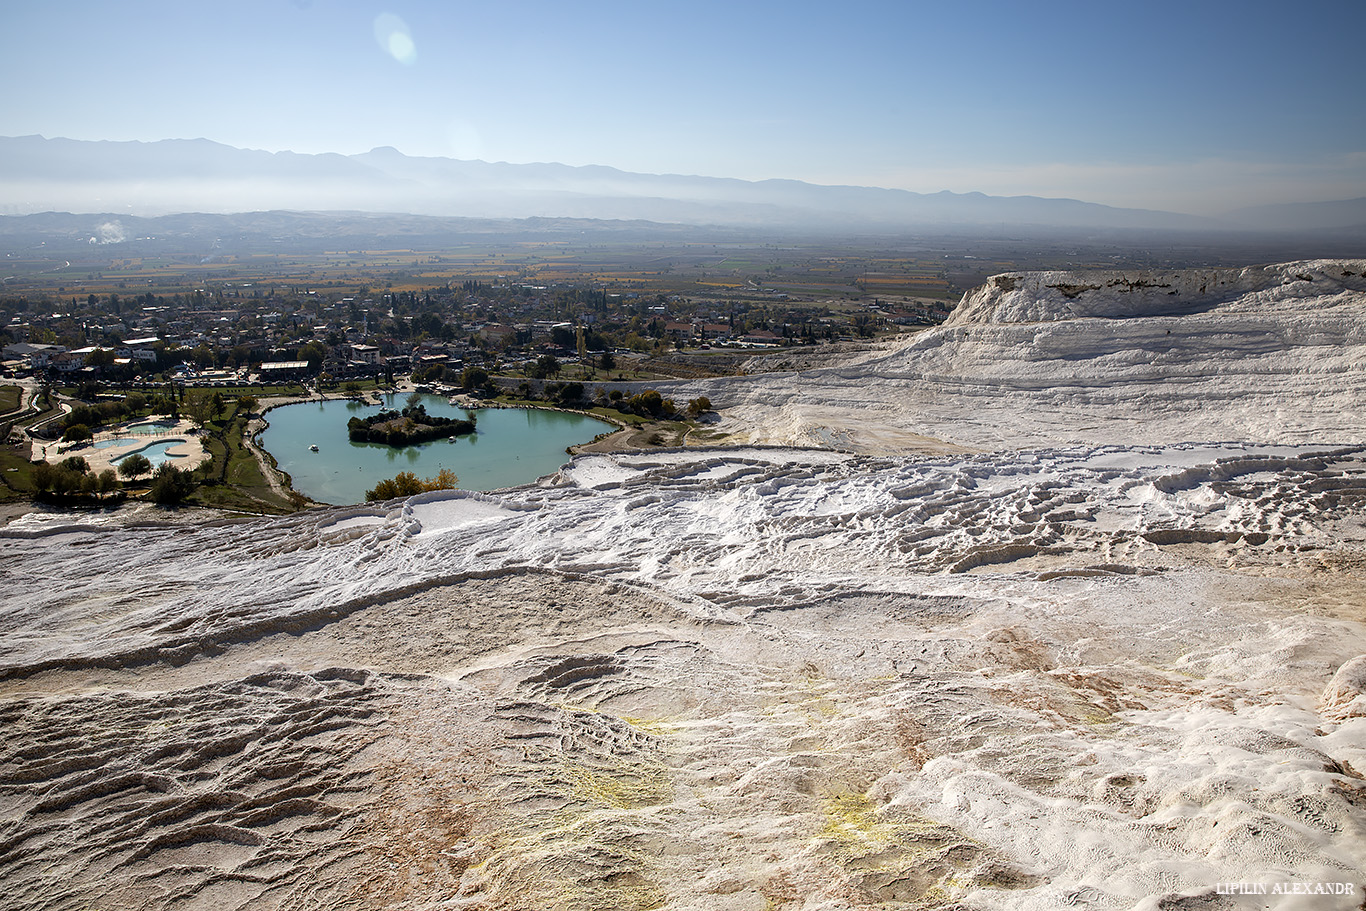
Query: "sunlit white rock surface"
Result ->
[[2, 262, 1364, 910], [711, 260, 1366, 452]]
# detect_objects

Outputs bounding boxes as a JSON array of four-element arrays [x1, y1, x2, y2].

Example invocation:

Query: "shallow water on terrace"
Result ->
[[259, 394, 612, 505]]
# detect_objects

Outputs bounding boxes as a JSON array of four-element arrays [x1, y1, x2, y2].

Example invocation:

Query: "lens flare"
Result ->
[[373, 13, 416, 65]]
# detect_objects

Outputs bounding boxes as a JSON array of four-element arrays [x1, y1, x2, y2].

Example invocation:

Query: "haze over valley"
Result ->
[[4, 135, 1365, 238]]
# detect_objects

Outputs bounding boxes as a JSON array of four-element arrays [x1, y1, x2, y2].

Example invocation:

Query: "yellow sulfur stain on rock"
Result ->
[[618, 714, 679, 737], [811, 790, 1036, 907], [558, 759, 675, 810], [819, 790, 898, 857]]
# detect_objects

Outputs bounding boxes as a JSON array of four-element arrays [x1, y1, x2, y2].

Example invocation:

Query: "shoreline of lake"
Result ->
[[255, 393, 617, 506]]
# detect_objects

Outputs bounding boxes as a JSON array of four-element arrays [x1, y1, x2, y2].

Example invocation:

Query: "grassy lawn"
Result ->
[[0, 385, 21, 415], [188, 404, 300, 513], [319, 379, 391, 394], [211, 385, 309, 399], [0, 445, 38, 503], [0, 387, 59, 504]]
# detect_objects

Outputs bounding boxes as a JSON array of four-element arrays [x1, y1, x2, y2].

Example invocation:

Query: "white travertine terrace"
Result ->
[[2, 261, 1364, 910]]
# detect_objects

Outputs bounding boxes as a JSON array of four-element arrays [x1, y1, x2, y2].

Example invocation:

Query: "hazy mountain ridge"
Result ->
[[0, 134, 1314, 232]]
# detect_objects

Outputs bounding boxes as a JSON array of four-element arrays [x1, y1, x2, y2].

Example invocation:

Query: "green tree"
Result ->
[[148, 463, 197, 504], [84, 348, 117, 368], [627, 389, 665, 417], [365, 468, 458, 502], [29, 461, 54, 495], [296, 341, 328, 371], [189, 344, 215, 368], [80, 472, 101, 497], [61, 424, 93, 443], [529, 354, 560, 380], [95, 469, 120, 497], [411, 363, 443, 384], [118, 453, 152, 481], [552, 382, 584, 405], [183, 391, 217, 428], [236, 394, 259, 416], [460, 366, 489, 390], [64, 405, 100, 429], [686, 396, 713, 418], [149, 394, 178, 417], [58, 456, 90, 474]]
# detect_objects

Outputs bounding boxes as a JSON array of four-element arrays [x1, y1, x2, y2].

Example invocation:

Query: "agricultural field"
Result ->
[[3, 211, 1331, 308], [0, 215, 1044, 304]]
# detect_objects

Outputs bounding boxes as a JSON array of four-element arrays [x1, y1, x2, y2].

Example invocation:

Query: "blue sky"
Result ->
[[3, 0, 1362, 214]]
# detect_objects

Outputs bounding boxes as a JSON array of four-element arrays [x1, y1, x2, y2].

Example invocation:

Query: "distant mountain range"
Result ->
[[1, 135, 1362, 234]]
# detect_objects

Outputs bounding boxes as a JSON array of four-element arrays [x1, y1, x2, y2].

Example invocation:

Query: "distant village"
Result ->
[[1, 279, 951, 386]]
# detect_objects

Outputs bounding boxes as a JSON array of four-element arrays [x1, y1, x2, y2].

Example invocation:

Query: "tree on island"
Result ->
[[347, 401, 476, 446]]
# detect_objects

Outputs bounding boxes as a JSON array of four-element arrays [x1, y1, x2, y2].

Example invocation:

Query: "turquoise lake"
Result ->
[[259, 395, 612, 505]]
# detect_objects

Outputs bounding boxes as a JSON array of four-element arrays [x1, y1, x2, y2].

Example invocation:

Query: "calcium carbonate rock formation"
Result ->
[[942, 261, 1366, 325], [1321, 654, 1366, 722], [3, 263, 1365, 911], [708, 259, 1366, 451]]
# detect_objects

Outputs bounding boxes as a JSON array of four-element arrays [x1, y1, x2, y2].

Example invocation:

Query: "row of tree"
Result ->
[[56, 390, 259, 444], [29, 455, 196, 505]]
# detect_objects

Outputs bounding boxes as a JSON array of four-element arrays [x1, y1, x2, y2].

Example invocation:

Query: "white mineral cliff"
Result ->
[[709, 259, 1366, 452], [1, 262, 1364, 911]]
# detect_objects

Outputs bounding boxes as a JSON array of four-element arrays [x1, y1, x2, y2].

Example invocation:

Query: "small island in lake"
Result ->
[[346, 401, 476, 446]]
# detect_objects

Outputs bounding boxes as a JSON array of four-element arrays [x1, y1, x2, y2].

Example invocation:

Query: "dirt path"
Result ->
[[242, 416, 299, 504]]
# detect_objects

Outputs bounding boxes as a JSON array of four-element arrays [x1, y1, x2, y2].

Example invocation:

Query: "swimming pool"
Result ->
[[125, 420, 179, 436], [115, 439, 189, 469]]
